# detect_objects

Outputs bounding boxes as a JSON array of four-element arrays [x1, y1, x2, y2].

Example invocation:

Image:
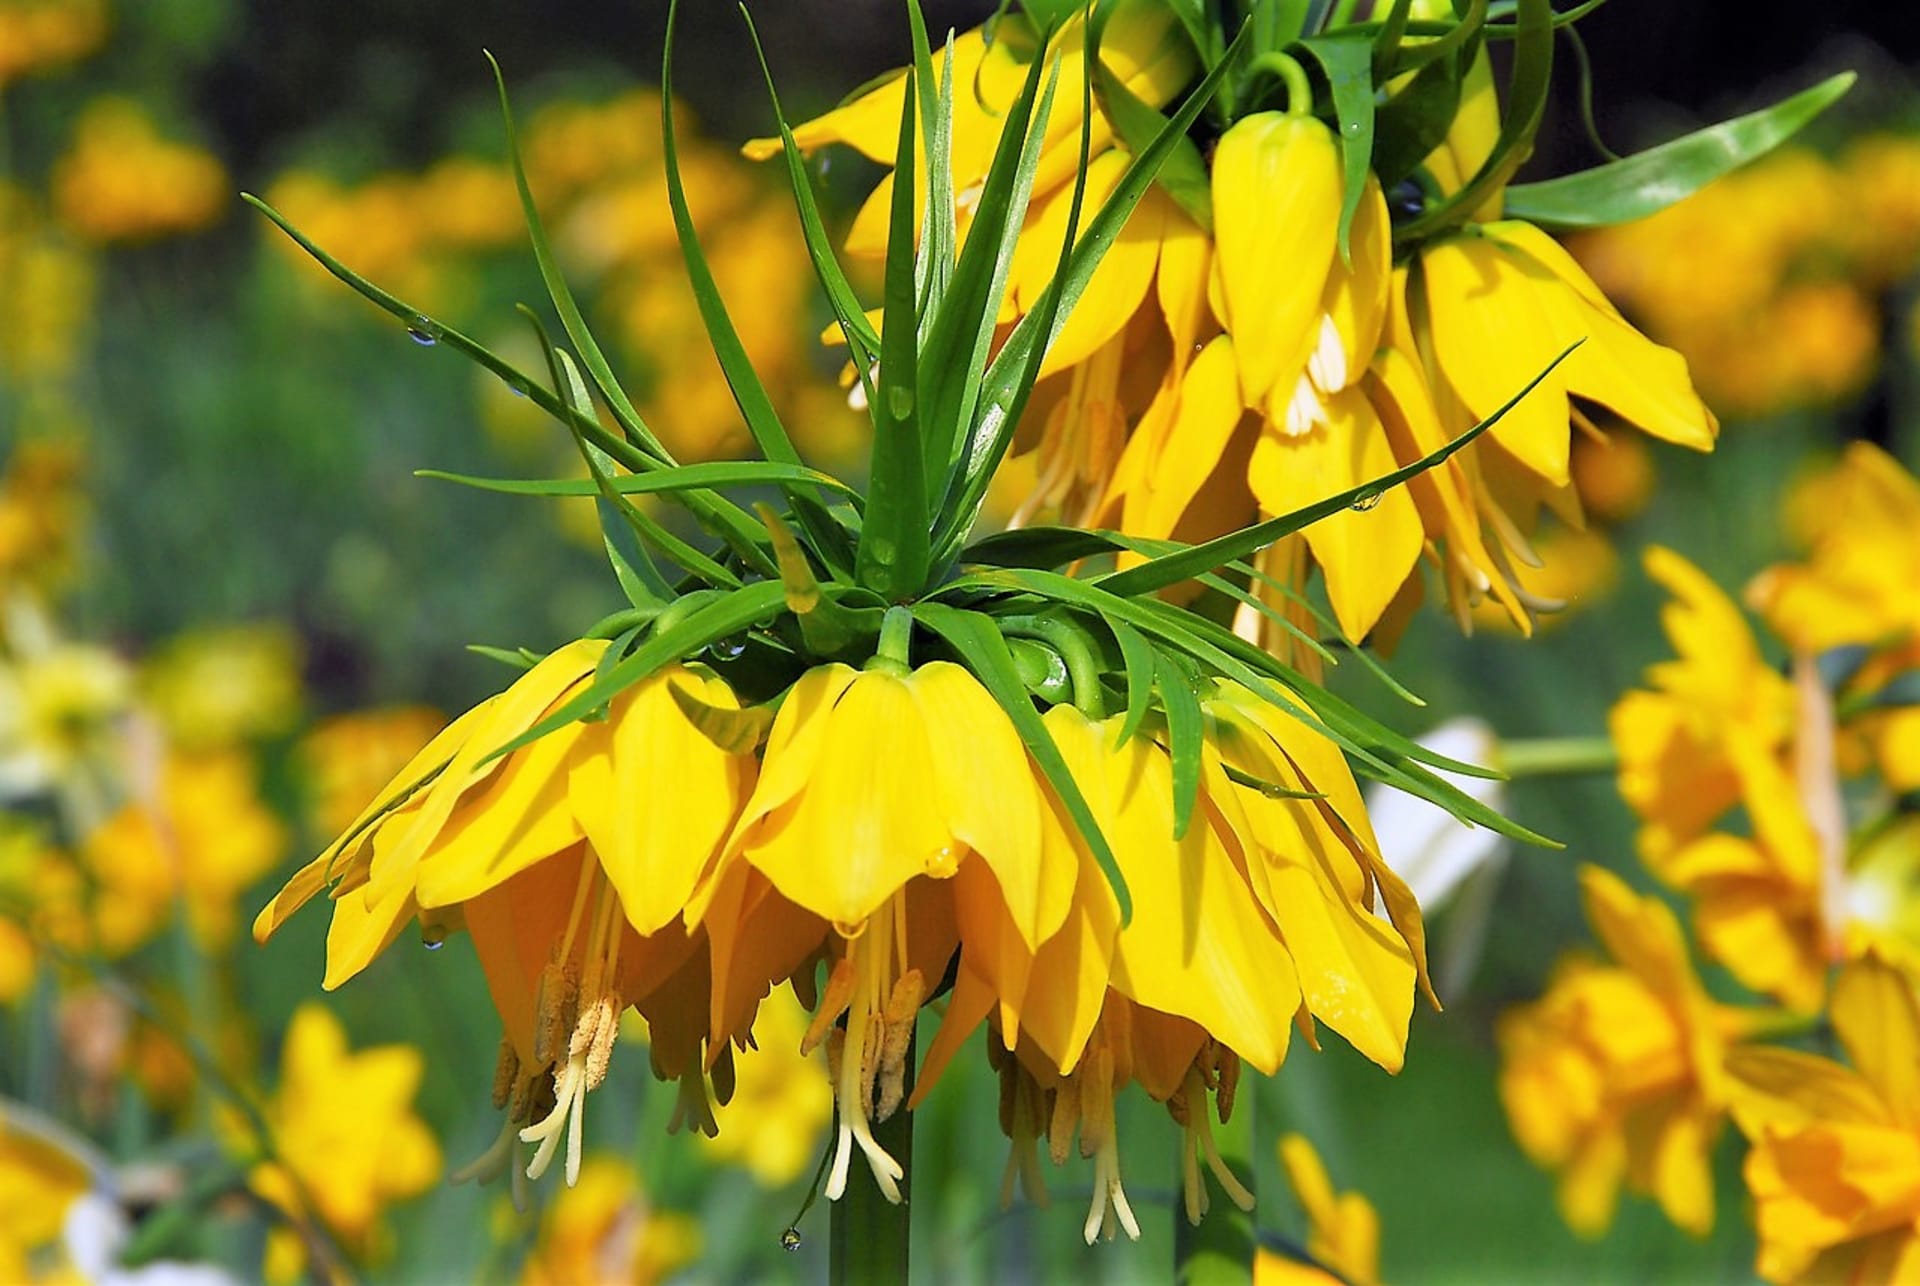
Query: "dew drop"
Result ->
[[422, 926, 447, 950], [406, 320, 439, 347], [712, 636, 747, 661], [780, 1228, 803, 1253], [504, 376, 529, 398], [923, 844, 959, 879], [886, 385, 915, 420], [1350, 488, 1383, 512], [1343, 120, 1362, 136]]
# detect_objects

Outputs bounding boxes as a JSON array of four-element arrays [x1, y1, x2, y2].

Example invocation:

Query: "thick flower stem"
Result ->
[[1174, 1095, 1256, 1285], [830, 1026, 914, 1286], [1498, 735, 1619, 778]]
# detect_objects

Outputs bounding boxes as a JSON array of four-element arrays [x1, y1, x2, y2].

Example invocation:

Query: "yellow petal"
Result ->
[[1310, 176, 1391, 397], [411, 717, 587, 908], [1142, 335, 1246, 539], [1212, 112, 1341, 407], [1248, 385, 1424, 640], [1833, 955, 1920, 1127]]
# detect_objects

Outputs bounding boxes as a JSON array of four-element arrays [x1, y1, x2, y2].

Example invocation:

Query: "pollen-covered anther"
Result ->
[[532, 958, 579, 1068], [581, 993, 622, 1093], [1176, 1066, 1256, 1226], [1217, 1050, 1241, 1123], [490, 1036, 519, 1111], [874, 969, 925, 1123], [996, 1059, 1050, 1209], [1047, 1075, 1080, 1167], [801, 957, 856, 1056]]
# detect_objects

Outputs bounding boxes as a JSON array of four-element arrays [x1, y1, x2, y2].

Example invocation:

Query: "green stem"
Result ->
[[1247, 53, 1314, 116], [830, 1027, 914, 1285], [1175, 1090, 1256, 1285], [1004, 615, 1107, 718], [872, 605, 916, 672], [1499, 735, 1618, 779]]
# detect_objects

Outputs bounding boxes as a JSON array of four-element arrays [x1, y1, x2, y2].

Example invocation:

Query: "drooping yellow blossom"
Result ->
[[82, 748, 287, 954], [1498, 866, 1751, 1238], [519, 1156, 701, 1286], [1610, 546, 1795, 863], [52, 99, 228, 244], [255, 642, 761, 1189], [247, 1003, 441, 1283], [0, 1102, 98, 1283], [699, 985, 831, 1187], [0, 0, 107, 86], [761, 4, 1715, 645], [140, 623, 304, 751], [298, 706, 448, 839], [1255, 1133, 1381, 1286], [1749, 442, 1920, 653], [1727, 955, 1920, 1283]]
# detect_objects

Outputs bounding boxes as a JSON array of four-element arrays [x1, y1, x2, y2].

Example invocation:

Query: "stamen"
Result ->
[[875, 969, 924, 1123], [822, 895, 906, 1204], [490, 1036, 519, 1111], [449, 1115, 518, 1187], [801, 958, 856, 1056]]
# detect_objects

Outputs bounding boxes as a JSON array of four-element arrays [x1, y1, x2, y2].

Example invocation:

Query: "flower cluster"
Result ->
[[1500, 444, 1920, 1282]]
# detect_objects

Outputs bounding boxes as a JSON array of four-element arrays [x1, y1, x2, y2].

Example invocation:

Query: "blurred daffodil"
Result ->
[[140, 625, 303, 752], [1254, 1133, 1380, 1286], [52, 100, 227, 245], [519, 1156, 700, 1286]]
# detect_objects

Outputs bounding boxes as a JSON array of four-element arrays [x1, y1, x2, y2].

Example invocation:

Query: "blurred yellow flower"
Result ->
[[1469, 525, 1619, 635], [0, 1101, 96, 1282], [1727, 955, 1920, 1283], [0, 0, 107, 86], [0, 191, 97, 384], [248, 1003, 440, 1283], [52, 99, 227, 244], [141, 624, 304, 751], [82, 749, 286, 954], [1254, 1134, 1380, 1286], [1498, 866, 1748, 1238], [519, 1155, 700, 1286], [0, 439, 86, 592], [1609, 546, 1794, 863], [298, 705, 446, 839], [0, 594, 131, 805], [1749, 442, 1920, 653], [1570, 433, 1654, 525], [700, 985, 830, 1187]]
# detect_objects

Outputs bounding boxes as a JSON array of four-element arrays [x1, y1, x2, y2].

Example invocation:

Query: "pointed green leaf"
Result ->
[[1501, 72, 1856, 229], [1095, 341, 1579, 598], [486, 580, 787, 763], [415, 461, 861, 501], [1092, 58, 1212, 232], [466, 644, 539, 671], [669, 683, 774, 754], [907, 7, 956, 333], [912, 601, 1133, 923], [1298, 32, 1376, 262], [1106, 615, 1157, 749], [1372, 53, 1465, 187], [1154, 650, 1204, 839], [757, 503, 878, 655], [1221, 762, 1325, 800]]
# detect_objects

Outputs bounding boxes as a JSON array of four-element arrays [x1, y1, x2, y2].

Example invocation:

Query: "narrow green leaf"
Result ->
[[757, 503, 877, 655], [1093, 58, 1213, 232], [1393, 0, 1548, 241], [486, 53, 672, 466], [1106, 615, 1158, 749], [604, 532, 670, 610], [907, 5, 956, 333], [739, 8, 882, 374], [913, 602, 1133, 923], [857, 63, 932, 598], [487, 580, 787, 763], [669, 683, 774, 754], [466, 644, 538, 671], [1298, 32, 1376, 262], [1154, 650, 1205, 839], [1384, 0, 1486, 78], [1096, 340, 1579, 598], [1221, 762, 1325, 800], [416, 461, 861, 501], [1370, 0, 1415, 76], [1372, 53, 1464, 187], [1501, 72, 1856, 229], [936, 23, 1250, 562], [963, 525, 1123, 569]]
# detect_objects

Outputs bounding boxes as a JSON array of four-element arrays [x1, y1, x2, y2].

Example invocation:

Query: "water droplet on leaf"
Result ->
[[886, 386, 914, 420], [712, 636, 747, 661], [1350, 489, 1383, 512], [923, 844, 959, 878], [406, 320, 439, 347], [780, 1228, 803, 1252]]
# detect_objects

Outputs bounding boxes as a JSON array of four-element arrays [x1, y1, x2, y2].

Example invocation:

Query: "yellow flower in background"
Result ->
[[0, 592, 131, 806], [1749, 442, 1920, 653], [1609, 546, 1794, 863], [256, 643, 760, 1187], [1255, 1134, 1380, 1286], [1498, 866, 1747, 1238], [699, 986, 830, 1187], [83, 748, 287, 954], [1727, 955, 1920, 1284], [1468, 526, 1619, 635], [0, 191, 97, 385], [247, 1003, 440, 1283], [0, 439, 86, 593], [0, 0, 107, 86], [52, 99, 227, 245], [519, 1156, 700, 1286], [0, 1101, 97, 1282], [299, 706, 447, 839], [141, 623, 304, 751]]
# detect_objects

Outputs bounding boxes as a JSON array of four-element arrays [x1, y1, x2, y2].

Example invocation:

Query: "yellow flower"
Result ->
[[1748, 442, 1920, 653], [519, 1156, 700, 1286], [0, 0, 107, 86], [1254, 1134, 1380, 1286], [52, 99, 228, 244], [0, 593, 131, 805], [1468, 525, 1619, 635], [0, 439, 86, 592], [1609, 546, 1795, 863], [1497, 866, 1743, 1238], [0, 194, 97, 385], [1727, 954, 1920, 1283], [141, 624, 304, 751], [699, 986, 831, 1187], [762, 10, 1714, 646], [82, 748, 286, 955], [298, 706, 447, 839], [247, 1003, 440, 1283], [255, 642, 759, 1188], [0, 1102, 96, 1282]]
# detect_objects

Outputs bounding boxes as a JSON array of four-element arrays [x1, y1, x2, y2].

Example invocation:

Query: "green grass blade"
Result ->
[[416, 461, 862, 501], [1107, 615, 1157, 749], [1299, 32, 1376, 262], [1154, 650, 1205, 839], [908, 5, 956, 332]]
